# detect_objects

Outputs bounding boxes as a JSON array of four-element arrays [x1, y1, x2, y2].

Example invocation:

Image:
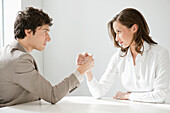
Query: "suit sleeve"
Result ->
[[13, 53, 80, 104]]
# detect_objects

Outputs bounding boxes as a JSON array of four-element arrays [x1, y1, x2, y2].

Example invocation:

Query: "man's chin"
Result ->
[[36, 48, 45, 51], [40, 48, 45, 51], [40, 49, 44, 52]]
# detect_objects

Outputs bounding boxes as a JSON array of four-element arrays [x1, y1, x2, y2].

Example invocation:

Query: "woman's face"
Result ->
[[113, 21, 135, 48]]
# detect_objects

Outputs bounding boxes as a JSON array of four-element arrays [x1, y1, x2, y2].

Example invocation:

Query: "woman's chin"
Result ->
[[122, 45, 129, 48]]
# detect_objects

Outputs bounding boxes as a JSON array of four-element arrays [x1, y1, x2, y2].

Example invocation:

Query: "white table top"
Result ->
[[0, 96, 170, 113]]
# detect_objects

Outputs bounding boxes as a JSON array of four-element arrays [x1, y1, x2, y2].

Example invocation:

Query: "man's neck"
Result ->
[[17, 39, 33, 52]]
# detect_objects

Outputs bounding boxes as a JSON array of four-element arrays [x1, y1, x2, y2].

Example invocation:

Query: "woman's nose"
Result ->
[[116, 35, 119, 41]]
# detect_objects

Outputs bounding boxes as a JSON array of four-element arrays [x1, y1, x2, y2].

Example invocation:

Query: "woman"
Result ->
[[78, 8, 170, 103]]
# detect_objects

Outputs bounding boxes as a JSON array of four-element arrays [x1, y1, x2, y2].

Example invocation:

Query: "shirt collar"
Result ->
[[11, 40, 29, 53], [127, 41, 151, 57], [142, 41, 151, 53]]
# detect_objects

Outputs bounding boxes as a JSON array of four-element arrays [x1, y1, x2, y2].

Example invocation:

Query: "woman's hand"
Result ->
[[77, 52, 92, 65], [113, 91, 131, 100], [76, 52, 88, 65], [76, 53, 94, 75], [76, 52, 94, 81]]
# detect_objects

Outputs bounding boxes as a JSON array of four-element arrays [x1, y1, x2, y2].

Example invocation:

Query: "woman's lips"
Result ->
[[120, 41, 123, 45]]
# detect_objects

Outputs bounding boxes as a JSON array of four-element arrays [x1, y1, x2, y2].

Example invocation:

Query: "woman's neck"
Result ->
[[130, 41, 138, 57], [129, 41, 138, 65], [129, 40, 144, 65]]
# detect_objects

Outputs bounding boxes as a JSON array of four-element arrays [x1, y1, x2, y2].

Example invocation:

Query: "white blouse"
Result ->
[[87, 41, 170, 103]]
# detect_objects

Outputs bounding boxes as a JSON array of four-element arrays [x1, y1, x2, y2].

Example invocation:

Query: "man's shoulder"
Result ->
[[12, 49, 34, 63], [1, 44, 33, 63]]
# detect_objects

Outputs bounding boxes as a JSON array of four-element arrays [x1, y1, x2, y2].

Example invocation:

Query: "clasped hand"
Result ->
[[76, 52, 94, 75]]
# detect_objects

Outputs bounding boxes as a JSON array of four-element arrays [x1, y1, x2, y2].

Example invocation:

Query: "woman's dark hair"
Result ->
[[108, 8, 157, 56], [14, 7, 53, 39]]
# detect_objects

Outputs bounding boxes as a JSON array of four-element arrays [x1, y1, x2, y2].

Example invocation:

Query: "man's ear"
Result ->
[[24, 29, 32, 37], [132, 24, 138, 33]]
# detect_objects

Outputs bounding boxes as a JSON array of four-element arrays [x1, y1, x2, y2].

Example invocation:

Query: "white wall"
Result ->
[[21, 0, 43, 10], [0, 0, 3, 48], [43, 0, 170, 97], [21, 0, 44, 75], [3, 0, 21, 45]]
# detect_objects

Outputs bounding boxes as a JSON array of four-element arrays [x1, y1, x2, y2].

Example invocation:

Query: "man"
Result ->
[[0, 7, 94, 107]]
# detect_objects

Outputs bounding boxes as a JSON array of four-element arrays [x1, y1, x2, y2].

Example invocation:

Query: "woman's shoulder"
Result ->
[[150, 44, 169, 55], [146, 43, 169, 60]]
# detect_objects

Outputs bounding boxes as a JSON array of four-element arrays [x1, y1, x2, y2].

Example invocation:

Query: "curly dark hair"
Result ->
[[108, 8, 157, 56], [14, 7, 53, 39]]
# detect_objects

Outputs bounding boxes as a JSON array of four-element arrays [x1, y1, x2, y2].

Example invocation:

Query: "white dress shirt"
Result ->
[[87, 41, 170, 103]]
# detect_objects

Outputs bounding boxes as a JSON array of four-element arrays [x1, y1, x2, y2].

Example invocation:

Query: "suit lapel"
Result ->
[[33, 59, 39, 71]]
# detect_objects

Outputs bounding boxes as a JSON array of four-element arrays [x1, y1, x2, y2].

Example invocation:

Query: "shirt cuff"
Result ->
[[73, 70, 84, 83], [129, 92, 140, 102], [129, 93, 133, 100], [87, 77, 97, 87]]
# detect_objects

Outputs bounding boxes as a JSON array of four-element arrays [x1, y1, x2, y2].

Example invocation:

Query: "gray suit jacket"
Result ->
[[0, 40, 80, 107]]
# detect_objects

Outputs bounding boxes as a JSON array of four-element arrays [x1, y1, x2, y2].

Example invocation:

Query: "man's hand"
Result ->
[[76, 52, 94, 75], [76, 52, 92, 65], [77, 52, 88, 65]]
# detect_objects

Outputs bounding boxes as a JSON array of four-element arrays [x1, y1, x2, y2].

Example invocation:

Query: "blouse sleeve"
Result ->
[[129, 49, 170, 103], [87, 50, 120, 98]]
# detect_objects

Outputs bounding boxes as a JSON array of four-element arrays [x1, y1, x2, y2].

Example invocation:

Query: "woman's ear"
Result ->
[[132, 24, 138, 33], [24, 29, 32, 37]]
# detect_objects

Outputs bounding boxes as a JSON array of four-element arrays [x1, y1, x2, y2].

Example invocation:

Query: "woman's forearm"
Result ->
[[85, 71, 93, 82]]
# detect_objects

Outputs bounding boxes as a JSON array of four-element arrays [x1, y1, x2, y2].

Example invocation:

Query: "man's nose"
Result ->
[[46, 33, 51, 42]]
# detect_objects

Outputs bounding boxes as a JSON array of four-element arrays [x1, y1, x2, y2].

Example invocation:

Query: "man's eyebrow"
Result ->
[[43, 28, 50, 31]]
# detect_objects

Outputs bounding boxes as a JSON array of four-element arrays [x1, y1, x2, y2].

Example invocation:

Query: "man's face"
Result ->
[[30, 24, 51, 51]]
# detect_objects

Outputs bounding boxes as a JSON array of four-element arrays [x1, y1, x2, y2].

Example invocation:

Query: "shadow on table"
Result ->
[[9, 99, 129, 113], [9, 97, 170, 113]]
